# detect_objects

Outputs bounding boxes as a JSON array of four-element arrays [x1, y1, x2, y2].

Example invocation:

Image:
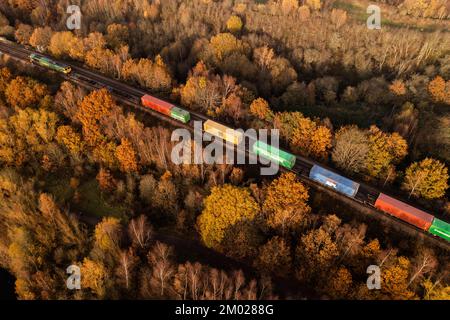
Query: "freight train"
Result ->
[[29, 53, 72, 74], [307, 166, 450, 242], [23, 52, 450, 243]]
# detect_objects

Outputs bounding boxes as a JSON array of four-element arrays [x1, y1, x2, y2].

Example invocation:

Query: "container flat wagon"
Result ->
[[428, 218, 450, 241], [141, 94, 190, 123], [252, 140, 296, 169], [29, 53, 71, 74], [374, 193, 434, 231], [309, 165, 360, 198], [203, 120, 243, 146]]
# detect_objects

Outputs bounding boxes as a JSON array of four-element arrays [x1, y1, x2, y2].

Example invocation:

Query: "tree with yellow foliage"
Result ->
[[422, 278, 450, 300], [366, 126, 408, 180], [93, 217, 122, 253], [296, 226, 339, 282], [197, 184, 260, 249], [380, 256, 416, 300], [402, 158, 448, 199], [306, 0, 322, 11], [93, 142, 118, 169], [226, 15, 243, 33], [0, 108, 59, 166], [209, 33, 246, 61], [81, 258, 108, 298], [263, 173, 310, 235], [56, 125, 84, 160], [116, 138, 138, 173], [326, 266, 353, 299]]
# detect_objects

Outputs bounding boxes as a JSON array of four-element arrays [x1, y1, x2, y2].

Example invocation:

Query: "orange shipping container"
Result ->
[[374, 193, 434, 231], [141, 94, 174, 116]]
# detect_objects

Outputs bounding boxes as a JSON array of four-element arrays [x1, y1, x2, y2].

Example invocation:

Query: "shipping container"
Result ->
[[170, 106, 191, 123], [374, 193, 434, 231], [29, 54, 71, 74], [252, 140, 296, 169], [309, 165, 360, 197], [141, 94, 174, 116], [428, 218, 450, 241], [203, 120, 243, 145]]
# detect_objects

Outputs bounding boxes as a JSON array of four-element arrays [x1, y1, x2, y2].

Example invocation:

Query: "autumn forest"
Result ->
[[0, 0, 449, 301]]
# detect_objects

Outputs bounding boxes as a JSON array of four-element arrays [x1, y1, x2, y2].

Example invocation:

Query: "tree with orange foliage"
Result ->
[[29, 27, 53, 51], [274, 112, 331, 160], [96, 168, 117, 192], [5, 76, 49, 109], [296, 226, 339, 282], [0, 67, 12, 95], [428, 76, 448, 104], [115, 138, 138, 172], [254, 236, 292, 275], [249, 98, 273, 121], [76, 89, 116, 147], [389, 79, 406, 96]]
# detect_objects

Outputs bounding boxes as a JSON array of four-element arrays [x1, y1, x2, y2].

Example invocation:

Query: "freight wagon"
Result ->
[[374, 193, 434, 231], [203, 120, 243, 146], [29, 53, 71, 74], [309, 165, 360, 197], [252, 140, 296, 169], [428, 218, 450, 241], [141, 94, 190, 123]]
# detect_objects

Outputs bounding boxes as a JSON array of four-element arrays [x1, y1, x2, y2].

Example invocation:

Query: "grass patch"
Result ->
[[44, 171, 74, 204], [76, 179, 127, 220], [333, 0, 448, 33]]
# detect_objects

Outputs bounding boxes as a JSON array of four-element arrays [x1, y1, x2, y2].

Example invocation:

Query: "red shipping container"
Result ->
[[374, 193, 434, 231], [141, 94, 174, 116]]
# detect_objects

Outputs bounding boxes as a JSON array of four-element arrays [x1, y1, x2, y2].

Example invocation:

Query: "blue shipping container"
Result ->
[[309, 165, 360, 198]]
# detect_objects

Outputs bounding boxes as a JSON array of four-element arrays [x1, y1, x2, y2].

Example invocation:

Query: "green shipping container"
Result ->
[[170, 107, 190, 123], [253, 140, 296, 169], [428, 218, 450, 242]]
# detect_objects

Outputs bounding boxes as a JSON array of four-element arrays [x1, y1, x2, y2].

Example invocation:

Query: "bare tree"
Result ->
[[409, 248, 438, 287], [148, 242, 175, 297], [128, 215, 153, 250]]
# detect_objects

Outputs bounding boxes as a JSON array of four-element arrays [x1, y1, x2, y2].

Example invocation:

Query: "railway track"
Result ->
[[0, 41, 448, 250]]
